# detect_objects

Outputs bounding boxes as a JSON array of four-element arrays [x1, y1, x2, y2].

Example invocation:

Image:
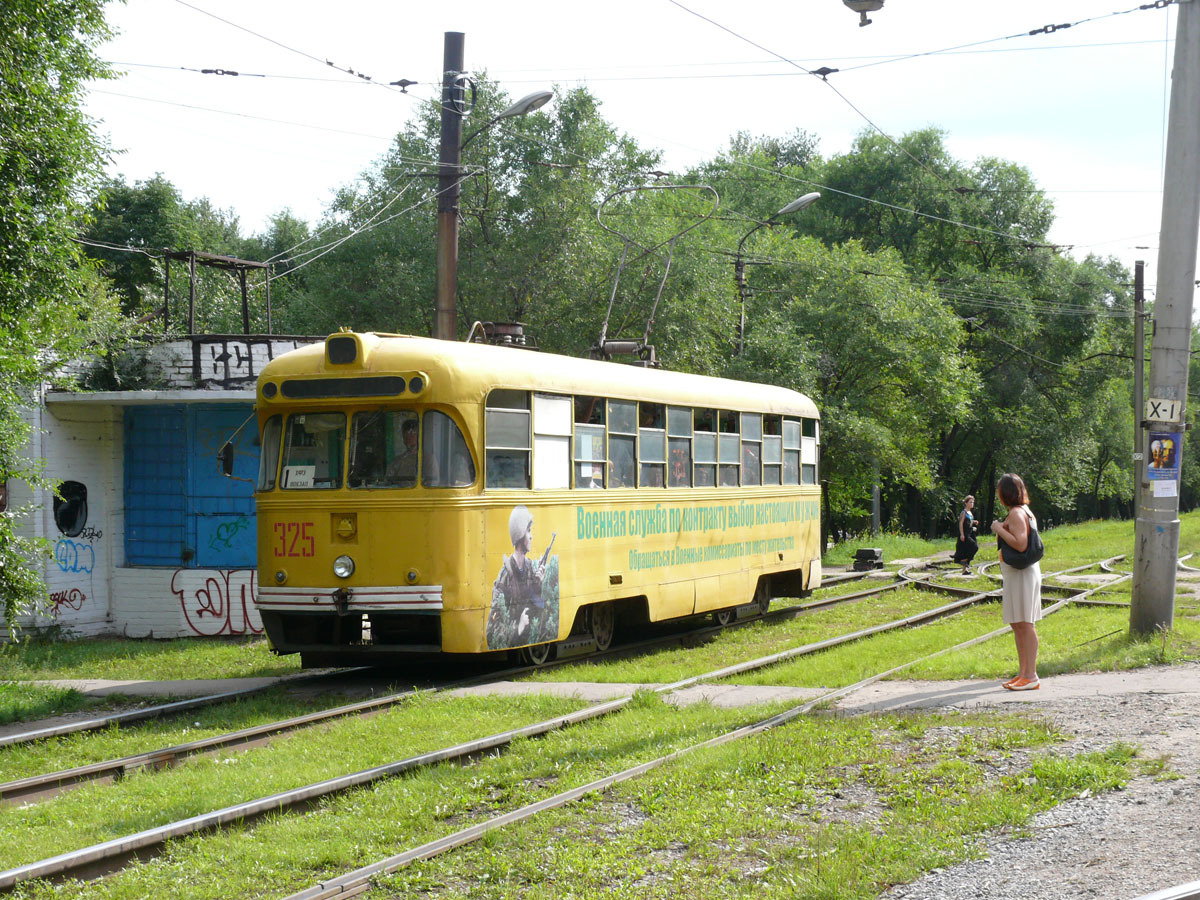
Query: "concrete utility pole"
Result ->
[[1132, 0, 1200, 635], [434, 32, 465, 342], [1133, 260, 1145, 518]]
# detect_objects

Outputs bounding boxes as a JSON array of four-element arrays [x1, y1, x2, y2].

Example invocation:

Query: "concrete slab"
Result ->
[[444, 681, 826, 708], [833, 663, 1200, 715], [25, 677, 287, 698]]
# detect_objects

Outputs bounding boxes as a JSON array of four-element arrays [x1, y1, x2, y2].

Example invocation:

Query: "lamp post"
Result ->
[[734, 191, 820, 355], [433, 32, 552, 341]]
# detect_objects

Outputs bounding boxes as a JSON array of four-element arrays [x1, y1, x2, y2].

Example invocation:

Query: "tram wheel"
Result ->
[[589, 602, 616, 653], [755, 580, 771, 615], [519, 642, 556, 667], [713, 607, 735, 627]]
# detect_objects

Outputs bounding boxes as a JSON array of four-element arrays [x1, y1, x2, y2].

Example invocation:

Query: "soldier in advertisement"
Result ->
[[487, 505, 559, 650]]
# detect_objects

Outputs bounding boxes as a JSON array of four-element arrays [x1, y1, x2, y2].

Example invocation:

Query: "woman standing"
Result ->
[[952, 495, 978, 575], [990, 473, 1042, 691]]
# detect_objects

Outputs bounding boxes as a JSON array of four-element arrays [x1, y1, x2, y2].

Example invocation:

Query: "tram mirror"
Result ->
[[219, 441, 235, 476]]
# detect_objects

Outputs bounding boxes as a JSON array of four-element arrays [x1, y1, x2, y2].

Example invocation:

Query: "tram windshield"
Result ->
[[267, 408, 476, 491], [280, 413, 345, 489]]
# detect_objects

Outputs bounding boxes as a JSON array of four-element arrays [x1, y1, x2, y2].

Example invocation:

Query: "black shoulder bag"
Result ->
[[998, 509, 1044, 569]]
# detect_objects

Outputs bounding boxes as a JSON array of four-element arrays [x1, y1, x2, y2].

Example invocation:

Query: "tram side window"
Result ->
[[667, 406, 692, 488], [802, 417, 819, 485], [532, 393, 571, 490], [608, 399, 637, 488], [485, 390, 531, 489], [281, 413, 345, 489], [783, 418, 801, 484], [741, 412, 762, 486], [574, 396, 606, 489], [763, 415, 782, 485], [693, 408, 716, 486], [638, 402, 665, 487], [258, 415, 282, 491], [423, 410, 476, 487], [718, 410, 740, 486]]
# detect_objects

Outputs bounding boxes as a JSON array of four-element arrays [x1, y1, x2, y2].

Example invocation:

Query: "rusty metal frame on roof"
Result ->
[[161, 250, 272, 336]]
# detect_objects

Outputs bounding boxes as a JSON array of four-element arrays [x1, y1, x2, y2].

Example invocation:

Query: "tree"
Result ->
[[273, 83, 660, 348], [1, 0, 122, 625], [82, 175, 252, 333]]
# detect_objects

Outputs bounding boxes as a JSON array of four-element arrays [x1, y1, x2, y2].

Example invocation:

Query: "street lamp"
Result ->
[[434, 32, 552, 341], [734, 191, 820, 355]]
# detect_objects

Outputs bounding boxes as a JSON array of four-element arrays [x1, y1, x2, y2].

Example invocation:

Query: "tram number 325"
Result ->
[[273, 521, 315, 558]]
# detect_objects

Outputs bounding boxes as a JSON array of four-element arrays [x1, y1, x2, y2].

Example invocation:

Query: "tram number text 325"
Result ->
[[273, 521, 315, 558]]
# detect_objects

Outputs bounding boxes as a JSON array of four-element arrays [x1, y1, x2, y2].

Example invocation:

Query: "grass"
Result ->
[[2, 694, 1139, 900], [1, 515, 1190, 898], [369, 703, 1134, 900], [527, 586, 951, 685], [0, 684, 410, 785], [0, 692, 593, 873], [0, 635, 300, 682], [0, 681, 93, 726]]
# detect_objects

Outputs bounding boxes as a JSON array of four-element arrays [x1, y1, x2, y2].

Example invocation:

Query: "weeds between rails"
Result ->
[[0, 563, 1084, 892], [0, 573, 916, 805]]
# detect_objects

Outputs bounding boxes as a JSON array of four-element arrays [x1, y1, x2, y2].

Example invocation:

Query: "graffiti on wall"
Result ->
[[207, 516, 253, 553], [193, 338, 311, 389], [49, 588, 87, 614], [51, 481, 99, 618], [55, 539, 96, 574], [171, 568, 262, 636]]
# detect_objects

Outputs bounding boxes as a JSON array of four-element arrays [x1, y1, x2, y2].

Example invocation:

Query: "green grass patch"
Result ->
[[0, 692, 593, 875], [2, 696, 1142, 900], [5, 695, 792, 899], [0, 681, 95, 726], [0, 684, 405, 785], [369, 709, 1135, 900], [0, 636, 300, 682], [732, 602, 1200, 690], [529, 587, 949, 686]]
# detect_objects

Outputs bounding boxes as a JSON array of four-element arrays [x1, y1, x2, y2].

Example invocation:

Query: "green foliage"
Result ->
[[0, 0, 120, 628]]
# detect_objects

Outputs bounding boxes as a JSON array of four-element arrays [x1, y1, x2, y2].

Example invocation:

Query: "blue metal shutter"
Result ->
[[124, 406, 187, 565]]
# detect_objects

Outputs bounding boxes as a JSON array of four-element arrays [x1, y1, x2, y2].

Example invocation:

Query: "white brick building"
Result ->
[[8, 336, 318, 639]]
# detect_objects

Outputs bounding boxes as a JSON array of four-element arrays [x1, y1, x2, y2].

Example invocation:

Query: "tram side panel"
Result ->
[[479, 490, 822, 653]]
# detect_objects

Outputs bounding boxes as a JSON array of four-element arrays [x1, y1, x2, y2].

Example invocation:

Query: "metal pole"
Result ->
[[434, 32, 465, 341], [188, 251, 196, 335], [734, 256, 747, 355], [1132, 0, 1200, 635], [163, 252, 170, 334], [1133, 260, 1145, 517], [240, 267, 250, 335]]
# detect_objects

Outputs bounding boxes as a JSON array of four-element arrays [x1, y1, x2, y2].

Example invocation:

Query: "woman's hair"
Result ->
[[996, 473, 1029, 508], [962, 494, 974, 505]]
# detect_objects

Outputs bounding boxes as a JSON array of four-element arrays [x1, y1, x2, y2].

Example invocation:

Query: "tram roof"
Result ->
[[260, 333, 819, 418]]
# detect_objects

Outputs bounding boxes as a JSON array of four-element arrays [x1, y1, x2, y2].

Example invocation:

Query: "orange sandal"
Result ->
[[1004, 677, 1040, 691]]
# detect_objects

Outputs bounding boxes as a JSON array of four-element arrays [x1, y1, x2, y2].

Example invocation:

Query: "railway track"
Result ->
[[0, 572, 910, 806], [0, 560, 1116, 892]]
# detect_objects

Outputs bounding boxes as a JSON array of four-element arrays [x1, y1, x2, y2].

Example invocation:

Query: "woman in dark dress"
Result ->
[[953, 494, 978, 574]]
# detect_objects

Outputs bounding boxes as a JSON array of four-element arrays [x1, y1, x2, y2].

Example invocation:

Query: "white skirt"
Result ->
[[1000, 560, 1043, 624]]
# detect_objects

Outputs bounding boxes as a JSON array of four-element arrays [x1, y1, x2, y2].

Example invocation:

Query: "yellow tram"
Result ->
[[249, 331, 822, 666]]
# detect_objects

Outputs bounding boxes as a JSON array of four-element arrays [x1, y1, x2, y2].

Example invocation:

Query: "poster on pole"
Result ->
[[1147, 431, 1182, 482]]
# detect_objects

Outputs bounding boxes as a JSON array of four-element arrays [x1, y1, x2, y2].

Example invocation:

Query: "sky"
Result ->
[[86, 0, 1179, 295]]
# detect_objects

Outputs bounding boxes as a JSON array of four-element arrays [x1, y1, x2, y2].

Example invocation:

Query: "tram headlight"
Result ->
[[274, 569, 287, 584], [333, 555, 356, 579]]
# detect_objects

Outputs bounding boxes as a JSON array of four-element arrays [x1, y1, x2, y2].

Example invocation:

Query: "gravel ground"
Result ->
[[864, 663, 1200, 900]]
